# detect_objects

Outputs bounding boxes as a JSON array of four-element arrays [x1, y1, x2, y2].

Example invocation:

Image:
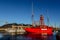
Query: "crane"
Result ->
[[0, 20, 8, 25]]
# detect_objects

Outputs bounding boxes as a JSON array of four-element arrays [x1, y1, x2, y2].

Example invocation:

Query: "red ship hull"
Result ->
[[25, 27, 53, 35]]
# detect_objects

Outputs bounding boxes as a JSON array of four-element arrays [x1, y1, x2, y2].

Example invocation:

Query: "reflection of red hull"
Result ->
[[26, 33, 53, 40], [26, 33, 48, 38], [25, 27, 53, 35]]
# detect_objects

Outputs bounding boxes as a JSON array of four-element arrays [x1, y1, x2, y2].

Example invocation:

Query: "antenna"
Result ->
[[55, 23, 56, 28]]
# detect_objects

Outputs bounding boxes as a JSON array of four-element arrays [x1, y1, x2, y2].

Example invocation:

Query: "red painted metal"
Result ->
[[25, 26, 52, 35], [25, 15, 53, 35]]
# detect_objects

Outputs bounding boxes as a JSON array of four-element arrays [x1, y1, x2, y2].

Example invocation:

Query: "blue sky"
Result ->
[[0, 0, 60, 27]]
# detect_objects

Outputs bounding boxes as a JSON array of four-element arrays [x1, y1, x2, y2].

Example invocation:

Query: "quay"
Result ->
[[0, 23, 32, 35]]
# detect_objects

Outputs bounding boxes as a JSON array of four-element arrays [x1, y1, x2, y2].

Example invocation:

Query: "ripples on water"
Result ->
[[0, 33, 56, 40]]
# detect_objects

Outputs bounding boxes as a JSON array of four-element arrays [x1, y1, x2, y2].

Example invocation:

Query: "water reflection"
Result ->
[[56, 32, 60, 40], [26, 34, 56, 40], [0, 33, 56, 40], [0, 33, 3, 38]]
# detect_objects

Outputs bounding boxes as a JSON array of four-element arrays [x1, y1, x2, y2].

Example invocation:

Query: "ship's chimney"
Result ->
[[40, 15, 44, 26]]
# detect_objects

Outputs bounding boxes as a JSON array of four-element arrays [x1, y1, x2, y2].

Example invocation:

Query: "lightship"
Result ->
[[25, 15, 53, 35]]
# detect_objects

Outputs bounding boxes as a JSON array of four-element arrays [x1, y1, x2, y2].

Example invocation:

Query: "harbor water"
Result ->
[[0, 32, 57, 40]]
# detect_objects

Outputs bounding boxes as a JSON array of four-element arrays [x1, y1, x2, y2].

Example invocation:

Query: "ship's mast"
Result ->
[[32, 2, 34, 26], [46, 9, 49, 26]]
